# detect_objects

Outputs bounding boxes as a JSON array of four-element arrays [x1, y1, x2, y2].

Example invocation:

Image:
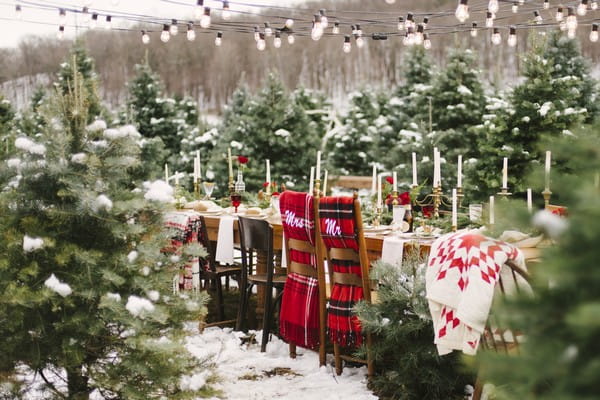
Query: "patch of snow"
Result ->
[[457, 85, 472, 96], [93, 194, 113, 212], [71, 153, 87, 164], [127, 251, 138, 263], [15, 137, 46, 155], [141, 266, 151, 276], [86, 120, 107, 131], [179, 371, 209, 391], [143, 180, 174, 203], [147, 290, 160, 302], [521, 116, 530, 123], [44, 274, 72, 297], [105, 292, 121, 302], [7, 158, 21, 169], [23, 235, 44, 252], [230, 140, 243, 150], [125, 295, 155, 317], [538, 102, 552, 117], [274, 129, 291, 138]]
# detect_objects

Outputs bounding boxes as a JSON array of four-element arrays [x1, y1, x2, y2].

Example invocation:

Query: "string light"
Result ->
[[285, 19, 294, 28], [519, 0, 524, 4], [288, 32, 295, 44], [319, 9, 328, 28], [274, 30, 281, 48], [195, 0, 204, 20], [397, 16, 405, 30], [422, 17, 429, 29], [403, 26, 415, 45], [543, 0, 550, 10], [257, 32, 266, 50], [90, 13, 98, 29], [254, 26, 260, 41], [414, 24, 424, 45], [566, 7, 578, 31], [356, 24, 363, 36], [343, 35, 351, 53], [577, 0, 588, 16], [486, 11, 494, 28], [332, 21, 340, 34], [423, 33, 431, 49], [470, 22, 478, 37], [533, 10, 543, 24], [59, 8, 66, 26], [592, 1, 598, 10], [264, 22, 272, 36], [405, 13, 415, 30], [57, 25, 64, 40], [82, 7, 91, 24], [215, 31, 223, 46], [512, 2, 518, 13], [15, 4, 22, 20], [508, 25, 517, 46], [491, 27, 501, 44], [141, 30, 150, 44], [591, 23, 599, 42], [488, 0, 499, 14], [187, 23, 196, 41], [161, 24, 170, 42], [200, 8, 211, 28], [222, 1, 231, 21], [556, 6, 564, 21], [170, 19, 178, 35], [311, 14, 323, 41], [105, 15, 112, 30]]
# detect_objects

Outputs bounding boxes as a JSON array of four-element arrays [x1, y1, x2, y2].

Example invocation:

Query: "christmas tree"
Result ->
[[0, 94, 15, 160], [0, 56, 212, 399]]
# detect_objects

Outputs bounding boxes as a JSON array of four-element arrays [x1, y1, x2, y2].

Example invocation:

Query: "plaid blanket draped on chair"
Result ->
[[319, 196, 364, 348], [278, 191, 320, 350]]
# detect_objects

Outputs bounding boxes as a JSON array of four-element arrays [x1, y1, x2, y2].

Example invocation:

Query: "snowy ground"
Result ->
[[186, 325, 377, 400]]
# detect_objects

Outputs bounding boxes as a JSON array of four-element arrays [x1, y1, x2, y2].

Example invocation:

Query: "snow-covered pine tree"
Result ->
[[0, 94, 15, 160], [0, 55, 212, 399]]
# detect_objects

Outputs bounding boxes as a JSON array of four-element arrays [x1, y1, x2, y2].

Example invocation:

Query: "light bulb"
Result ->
[[82, 7, 91, 23], [491, 28, 501, 45], [470, 22, 478, 37], [15, 4, 22, 19], [215, 31, 223, 46], [311, 15, 323, 41], [406, 13, 414, 30], [423, 33, 431, 49], [254, 26, 260, 41], [590, 24, 599, 42], [257, 33, 266, 50], [592, 1, 598, 10], [343, 35, 351, 53], [288, 33, 295, 44], [422, 17, 429, 29], [90, 13, 98, 29], [397, 16, 405, 30], [200, 8, 211, 28], [414, 24, 424, 45], [356, 24, 363, 36], [512, 2, 518, 13], [534, 10, 543, 24], [508, 26, 517, 47], [264, 22, 272, 36], [161, 25, 170, 42], [486, 11, 494, 28], [320, 9, 328, 28], [333, 21, 340, 34], [488, 0, 499, 14], [519, 0, 524, 4], [187, 24, 196, 41], [170, 19, 178, 35], [285, 19, 294, 28], [356, 35, 364, 48], [195, 0, 204, 20], [566, 8, 577, 31], [222, 1, 231, 20], [142, 30, 150, 44], [577, 0, 588, 16], [274, 31, 281, 48], [105, 15, 112, 30], [555, 6, 564, 21], [59, 9, 67, 26], [57, 25, 65, 40], [403, 27, 415, 46], [568, 28, 576, 38], [544, 0, 550, 9]]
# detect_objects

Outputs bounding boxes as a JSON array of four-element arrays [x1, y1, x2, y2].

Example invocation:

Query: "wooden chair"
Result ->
[[196, 215, 242, 328], [317, 192, 374, 376], [236, 216, 287, 352], [473, 259, 531, 400], [278, 191, 328, 367]]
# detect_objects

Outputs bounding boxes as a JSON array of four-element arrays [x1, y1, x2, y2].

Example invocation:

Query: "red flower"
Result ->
[[237, 156, 249, 164], [385, 176, 394, 185], [272, 192, 280, 196], [551, 206, 568, 217], [422, 205, 434, 218], [399, 191, 410, 205], [262, 182, 269, 188]]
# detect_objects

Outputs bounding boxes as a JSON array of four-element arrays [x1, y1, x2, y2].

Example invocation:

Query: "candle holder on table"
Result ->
[[497, 187, 512, 199], [391, 190, 399, 206], [457, 187, 465, 208], [542, 188, 552, 208], [373, 205, 383, 227], [193, 180, 201, 199], [415, 185, 451, 219]]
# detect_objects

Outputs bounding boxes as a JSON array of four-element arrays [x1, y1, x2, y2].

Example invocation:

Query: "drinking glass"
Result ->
[[202, 182, 215, 199], [230, 192, 242, 213]]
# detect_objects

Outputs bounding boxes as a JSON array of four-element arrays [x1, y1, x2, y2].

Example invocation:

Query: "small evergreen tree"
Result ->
[[0, 94, 15, 159]]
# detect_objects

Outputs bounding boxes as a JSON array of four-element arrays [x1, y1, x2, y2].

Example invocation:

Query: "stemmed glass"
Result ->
[[230, 192, 242, 214], [202, 182, 215, 199]]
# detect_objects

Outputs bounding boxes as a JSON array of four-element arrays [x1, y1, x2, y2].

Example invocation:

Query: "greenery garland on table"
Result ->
[[354, 256, 473, 400]]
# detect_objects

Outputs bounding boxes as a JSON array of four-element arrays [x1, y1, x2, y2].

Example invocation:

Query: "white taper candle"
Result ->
[[545, 150, 551, 190], [527, 188, 533, 213], [457, 155, 462, 188], [452, 188, 457, 228], [309, 166, 315, 194], [412, 152, 418, 186], [502, 157, 508, 189], [489, 196, 495, 225]]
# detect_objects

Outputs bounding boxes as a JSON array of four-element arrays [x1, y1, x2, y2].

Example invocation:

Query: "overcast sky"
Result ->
[[0, 0, 304, 48]]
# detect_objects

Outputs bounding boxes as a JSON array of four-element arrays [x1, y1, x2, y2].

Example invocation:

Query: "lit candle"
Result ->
[[392, 171, 398, 193], [164, 163, 169, 183], [309, 166, 315, 194], [502, 157, 508, 189], [457, 155, 462, 188], [227, 147, 233, 179], [527, 188, 532, 213], [489, 195, 495, 225], [175, 171, 179, 186], [323, 170, 328, 196], [452, 188, 457, 228], [196, 150, 201, 179], [412, 152, 418, 186], [377, 174, 382, 208], [193, 158, 198, 183], [371, 164, 377, 195], [545, 150, 551, 190], [315, 150, 321, 182]]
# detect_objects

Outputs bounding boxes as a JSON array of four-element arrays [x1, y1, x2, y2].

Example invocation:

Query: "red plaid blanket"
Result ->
[[278, 191, 320, 350], [319, 196, 364, 348]]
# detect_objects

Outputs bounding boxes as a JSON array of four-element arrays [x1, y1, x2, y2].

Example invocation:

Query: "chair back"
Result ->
[[238, 216, 274, 280]]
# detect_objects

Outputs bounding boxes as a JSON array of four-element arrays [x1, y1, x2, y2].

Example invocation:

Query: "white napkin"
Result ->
[[381, 236, 406, 267], [215, 216, 235, 265]]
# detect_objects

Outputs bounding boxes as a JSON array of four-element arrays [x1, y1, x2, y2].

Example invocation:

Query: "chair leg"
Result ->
[[366, 332, 374, 377], [215, 277, 225, 322], [236, 283, 248, 331], [334, 343, 343, 375], [261, 283, 274, 352], [289, 343, 297, 359], [473, 376, 483, 400]]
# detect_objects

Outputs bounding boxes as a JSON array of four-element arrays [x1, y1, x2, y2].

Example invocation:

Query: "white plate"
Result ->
[[364, 225, 391, 233], [199, 209, 223, 215]]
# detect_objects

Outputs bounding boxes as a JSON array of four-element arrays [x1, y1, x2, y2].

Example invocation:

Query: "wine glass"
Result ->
[[202, 182, 215, 199], [230, 192, 242, 214]]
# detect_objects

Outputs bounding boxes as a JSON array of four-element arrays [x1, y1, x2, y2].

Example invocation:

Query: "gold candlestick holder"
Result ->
[[457, 187, 465, 208], [415, 185, 450, 219], [391, 190, 399, 206], [497, 187, 512, 198], [194, 181, 200, 199], [542, 188, 552, 207], [313, 179, 321, 198], [373, 205, 383, 227]]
